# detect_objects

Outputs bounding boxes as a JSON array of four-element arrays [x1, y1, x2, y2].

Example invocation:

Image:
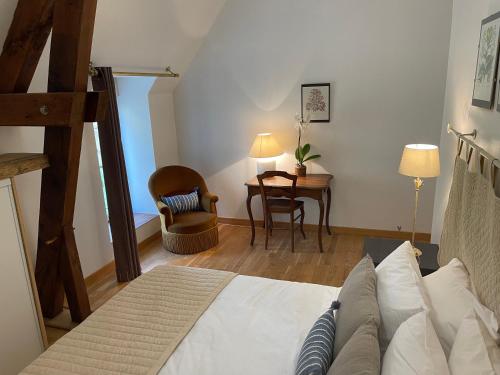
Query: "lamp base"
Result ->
[[257, 160, 277, 174]]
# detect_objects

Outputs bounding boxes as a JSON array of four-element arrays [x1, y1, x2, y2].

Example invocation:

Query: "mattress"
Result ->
[[160, 275, 341, 375]]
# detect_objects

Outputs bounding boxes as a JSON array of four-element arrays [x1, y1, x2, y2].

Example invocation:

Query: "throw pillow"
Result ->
[[295, 301, 340, 375], [333, 255, 380, 357]]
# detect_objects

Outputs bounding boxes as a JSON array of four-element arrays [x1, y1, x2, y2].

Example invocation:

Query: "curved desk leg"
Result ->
[[326, 187, 332, 235], [246, 195, 256, 246], [318, 198, 325, 253]]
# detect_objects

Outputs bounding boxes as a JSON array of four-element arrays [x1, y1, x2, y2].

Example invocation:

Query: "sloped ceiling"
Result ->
[[0, 0, 228, 91]]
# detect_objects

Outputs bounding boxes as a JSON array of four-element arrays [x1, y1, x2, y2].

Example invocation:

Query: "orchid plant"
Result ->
[[294, 113, 321, 167]]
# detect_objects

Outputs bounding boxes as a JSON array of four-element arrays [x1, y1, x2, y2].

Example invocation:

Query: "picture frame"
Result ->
[[301, 83, 331, 122], [472, 11, 500, 109], [497, 62, 500, 112]]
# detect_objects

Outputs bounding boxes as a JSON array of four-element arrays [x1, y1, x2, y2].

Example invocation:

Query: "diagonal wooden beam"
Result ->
[[0, 0, 55, 93], [35, 0, 98, 322]]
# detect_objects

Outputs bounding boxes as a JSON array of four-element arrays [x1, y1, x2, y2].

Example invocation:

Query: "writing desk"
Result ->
[[245, 173, 333, 252]]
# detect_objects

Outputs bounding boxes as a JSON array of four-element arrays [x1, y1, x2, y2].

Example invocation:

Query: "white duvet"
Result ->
[[160, 275, 340, 375]]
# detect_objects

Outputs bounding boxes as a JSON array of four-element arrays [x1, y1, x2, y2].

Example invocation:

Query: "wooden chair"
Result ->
[[257, 171, 306, 252]]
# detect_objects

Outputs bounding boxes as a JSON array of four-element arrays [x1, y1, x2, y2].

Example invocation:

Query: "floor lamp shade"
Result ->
[[249, 133, 283, 174], [399, 144, 440, 178]]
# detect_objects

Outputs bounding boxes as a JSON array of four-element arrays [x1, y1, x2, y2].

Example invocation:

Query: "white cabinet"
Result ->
[[0, 178, 46, 375]]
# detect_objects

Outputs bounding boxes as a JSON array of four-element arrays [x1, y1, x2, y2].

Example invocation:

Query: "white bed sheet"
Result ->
[[160, 275, 340, 375]]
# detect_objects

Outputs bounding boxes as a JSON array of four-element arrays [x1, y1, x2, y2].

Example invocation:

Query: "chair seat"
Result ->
[[266, 198, 304, 213], [167, 211, 217, 234]]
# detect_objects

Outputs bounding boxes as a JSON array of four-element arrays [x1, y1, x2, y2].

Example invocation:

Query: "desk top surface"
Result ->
[[245, 173, 333, 189]]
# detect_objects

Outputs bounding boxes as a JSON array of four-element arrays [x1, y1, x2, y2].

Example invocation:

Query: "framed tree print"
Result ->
[[472, 11, 500, 109], [302, 83, 331, 122]]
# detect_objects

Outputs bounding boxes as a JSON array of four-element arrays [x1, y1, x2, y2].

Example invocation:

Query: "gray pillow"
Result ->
[[327, 321, 380, 375], [333, 255, 380, 357]]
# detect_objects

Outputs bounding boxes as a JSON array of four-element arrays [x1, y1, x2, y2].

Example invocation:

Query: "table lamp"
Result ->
[[399, 144, 440, 254], [249, 133, 284, 174]]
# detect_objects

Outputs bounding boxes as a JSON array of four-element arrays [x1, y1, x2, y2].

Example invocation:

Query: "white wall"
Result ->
[[175, 0, 453, 233], [149, 82, 180, 168], [432, 0, 500, 242]]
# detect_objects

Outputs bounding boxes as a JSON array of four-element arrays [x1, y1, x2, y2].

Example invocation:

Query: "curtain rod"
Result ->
[[447, 124, 500, 169], [88, 62, 179, 78]]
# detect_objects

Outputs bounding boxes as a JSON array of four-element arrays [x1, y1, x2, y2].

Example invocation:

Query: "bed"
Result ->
[[20, 140, 500, 375], [160, 275, 339, 375], [20, 266, 340, 375]]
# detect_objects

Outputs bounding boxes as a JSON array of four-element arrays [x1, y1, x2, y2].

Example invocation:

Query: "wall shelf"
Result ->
[[0, 153, 50, 180]]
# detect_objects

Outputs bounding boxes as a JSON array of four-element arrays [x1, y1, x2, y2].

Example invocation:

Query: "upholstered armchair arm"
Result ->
[[156, 201, 174, 228], [201, 192, 219, 214]]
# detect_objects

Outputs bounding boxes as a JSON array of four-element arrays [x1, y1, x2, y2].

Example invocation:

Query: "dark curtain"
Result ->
[[91, 67, 141, 282]]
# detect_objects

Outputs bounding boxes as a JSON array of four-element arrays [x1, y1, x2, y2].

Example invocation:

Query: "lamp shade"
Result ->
[[249, 133, 283, 159], [399, 144, 440, 178]]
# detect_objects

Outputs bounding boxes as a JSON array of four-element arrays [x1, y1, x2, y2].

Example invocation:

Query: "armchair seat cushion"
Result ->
[[167, 211, 217, 235]]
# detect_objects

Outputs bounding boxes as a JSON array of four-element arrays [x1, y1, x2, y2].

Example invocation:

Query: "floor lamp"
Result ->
[[399, 144, 440, 256]]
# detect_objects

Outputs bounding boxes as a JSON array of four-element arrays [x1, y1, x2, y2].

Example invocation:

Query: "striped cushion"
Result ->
[[296, 301, 340, 375], [161, 190, 200, 214]]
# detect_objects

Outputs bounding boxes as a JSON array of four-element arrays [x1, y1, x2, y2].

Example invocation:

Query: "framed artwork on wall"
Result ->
[[472, 11, 500, 109], [301, 83, 331, 122], [497, 62, 500, 111]]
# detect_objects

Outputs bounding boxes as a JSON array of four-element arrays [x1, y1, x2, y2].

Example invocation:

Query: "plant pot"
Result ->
[[295, 165, 307, 177]]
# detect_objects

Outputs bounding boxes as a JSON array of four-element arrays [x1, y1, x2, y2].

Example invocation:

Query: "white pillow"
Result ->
[[424, 258, 499, 356], [449, 310, 500, 375], [376, 241, 430, 352], [382, 311, 450, 375], [423, 258, 472, 356]]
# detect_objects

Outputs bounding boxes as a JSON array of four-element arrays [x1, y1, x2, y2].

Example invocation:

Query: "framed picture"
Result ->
[[497, 62, 500, 111], [472, 11, 500, 109], [302, 83, 331, 122]]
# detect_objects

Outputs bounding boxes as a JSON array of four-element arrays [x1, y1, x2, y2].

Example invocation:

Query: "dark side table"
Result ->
[[363, 238, 439, 276]]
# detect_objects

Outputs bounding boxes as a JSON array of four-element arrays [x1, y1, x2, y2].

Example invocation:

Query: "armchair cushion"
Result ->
[[167, 211, 217, 235]]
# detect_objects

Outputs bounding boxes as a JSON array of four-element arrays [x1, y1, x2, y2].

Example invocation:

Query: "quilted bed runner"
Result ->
[[21, 266, 236, 375]]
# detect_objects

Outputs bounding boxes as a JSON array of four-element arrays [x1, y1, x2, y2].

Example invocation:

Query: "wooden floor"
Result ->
[[47, 223, 365, 344]]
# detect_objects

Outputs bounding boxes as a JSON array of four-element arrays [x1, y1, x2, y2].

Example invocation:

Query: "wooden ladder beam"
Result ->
[[0, 92, 107, 126]]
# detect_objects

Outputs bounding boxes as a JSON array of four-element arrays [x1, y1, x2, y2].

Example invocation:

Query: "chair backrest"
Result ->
[[148, 165, 208, 202], [257, 171, 297, 203]]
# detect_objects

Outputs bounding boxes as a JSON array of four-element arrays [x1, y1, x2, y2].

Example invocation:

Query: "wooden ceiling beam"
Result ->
[[0, 91, 107, 126], [0, 0, 55, 93]]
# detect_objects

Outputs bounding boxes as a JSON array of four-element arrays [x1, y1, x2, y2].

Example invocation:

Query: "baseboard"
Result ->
[[84, 260, 116, 288], [218, 217, 431, 243], [138, 230, 162, 252], [84, 230, 162, 288]]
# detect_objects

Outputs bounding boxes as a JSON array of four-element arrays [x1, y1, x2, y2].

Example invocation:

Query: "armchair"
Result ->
[[148, 166, 219, 254]]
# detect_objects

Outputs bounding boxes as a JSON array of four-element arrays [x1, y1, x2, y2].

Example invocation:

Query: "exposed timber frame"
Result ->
[[0, 0, 107, 322]]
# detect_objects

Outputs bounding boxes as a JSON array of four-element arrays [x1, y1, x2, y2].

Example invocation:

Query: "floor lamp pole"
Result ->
[[412, 177, 423, 257]]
